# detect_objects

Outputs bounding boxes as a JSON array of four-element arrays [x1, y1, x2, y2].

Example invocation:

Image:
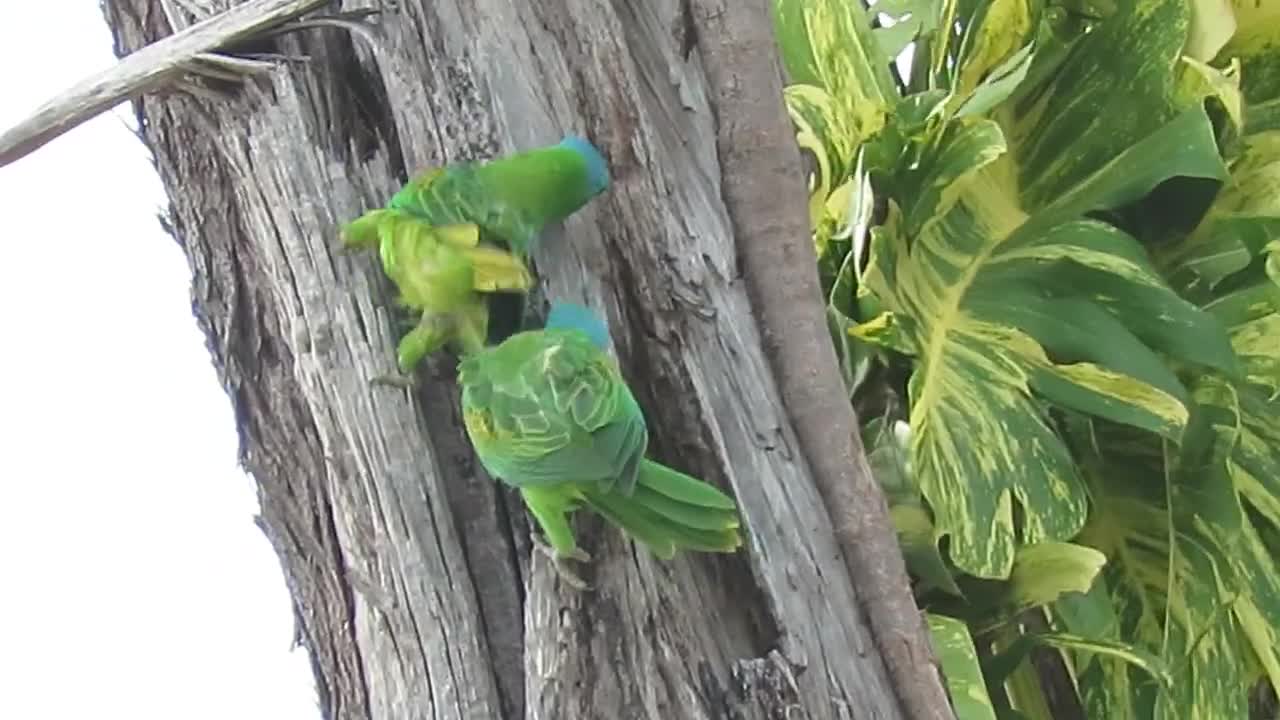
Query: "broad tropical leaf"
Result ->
[[927, 613, 998, 720], [771, 0, 899, 106], [1003, 542, 1106, 617], [775, 0, 1280, 713], [1058, 89, 1280, 717], [846, 0, 1237, 579], [774, 0, 898, 206], [870, 0, 942, 62], [1058, 401, 1275, 719]]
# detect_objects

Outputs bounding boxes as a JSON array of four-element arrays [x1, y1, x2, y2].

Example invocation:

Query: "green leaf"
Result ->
[[772, 0, 900, 114], [1184, 0, 1236, 62], [987, 623, 1058, 720], [954, 42, 1035, 119], [1061, 321, 1280, 718], [1070, 452, 1258, 719], [863, 169, 1227, 579], [1032, 632, 1171, 688], [892, 504, 964, 596], [1161, 132, 1280, 295], [949, 0, 1038, 99], [1005, 541, 1106, 613], [988, 623, 1172, 692], [1004, 0, 1229, 219], [1060, 74, 1280, 712], [1204, 271, 1280, 393], [1031, 107, 1228, 224], [928, 613, 999, 720], [1219, 0, 1280, 106], [854, 0, 1238, 580], [1195, 377, 1280, 696], [874, 19, 923, 62], [1176, 56, 1244, 133], [786, 84, 852, 233]]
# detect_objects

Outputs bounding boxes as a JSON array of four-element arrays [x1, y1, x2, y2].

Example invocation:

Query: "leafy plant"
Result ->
[[771, 0, 1280, 716]]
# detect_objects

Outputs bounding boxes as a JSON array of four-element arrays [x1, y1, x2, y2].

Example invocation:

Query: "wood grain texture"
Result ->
[[102, 1, 906, 718]]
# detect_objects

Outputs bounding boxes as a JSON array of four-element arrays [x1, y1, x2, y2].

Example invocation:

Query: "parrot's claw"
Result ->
[[531, 535, 592, 590], [370, 372, 419, 390]]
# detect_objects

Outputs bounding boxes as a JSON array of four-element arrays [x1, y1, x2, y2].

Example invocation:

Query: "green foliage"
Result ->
[[928, 613, 999, 720], [773, 0, 1280, 715]]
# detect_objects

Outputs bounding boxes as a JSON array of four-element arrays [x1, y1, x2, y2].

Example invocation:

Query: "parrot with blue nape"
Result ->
[[340, 135, 610, 378], [457, 302, 743, 589]]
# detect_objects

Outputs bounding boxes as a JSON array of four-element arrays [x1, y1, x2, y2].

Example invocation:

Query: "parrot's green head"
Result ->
[[558, 135, 610, 198], [546, 302, 610, 349]]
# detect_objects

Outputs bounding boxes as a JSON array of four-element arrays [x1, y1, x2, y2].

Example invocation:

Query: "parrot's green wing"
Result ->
[[459, 329, 646, 491], [360, 211, 531, 306], [459, 322, 742, 565], [389, 164, 538, 254], [389, 140, 608, 256], [339, 209, 532, 368], [341, 138, 610, 375]]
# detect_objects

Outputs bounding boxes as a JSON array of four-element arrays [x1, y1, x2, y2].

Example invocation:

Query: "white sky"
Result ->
[[0, 4, 319, 718]]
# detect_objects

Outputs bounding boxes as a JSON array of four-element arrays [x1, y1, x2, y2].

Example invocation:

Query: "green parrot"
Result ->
[[342, 212, 532, 371], [458, 302, 743, 589], [341, 135, 610, 375]]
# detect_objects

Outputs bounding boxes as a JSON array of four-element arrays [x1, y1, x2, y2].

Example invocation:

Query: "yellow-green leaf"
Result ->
[[858, 0, 1236, 580], [927, 614, 998, 720], [1006, 541, 1106, 612]]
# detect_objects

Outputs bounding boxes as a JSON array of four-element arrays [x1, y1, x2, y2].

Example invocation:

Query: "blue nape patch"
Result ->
[[546, 302, 611, 349], [558, 135, 610, 195]]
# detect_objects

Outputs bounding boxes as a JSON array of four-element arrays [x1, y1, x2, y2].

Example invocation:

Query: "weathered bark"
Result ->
[[102, 1, 925, 718]]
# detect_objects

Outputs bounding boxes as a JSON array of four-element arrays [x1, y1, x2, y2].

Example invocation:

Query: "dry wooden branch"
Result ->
[[0, 0, 328, 169], [689, 1, 955, 718]]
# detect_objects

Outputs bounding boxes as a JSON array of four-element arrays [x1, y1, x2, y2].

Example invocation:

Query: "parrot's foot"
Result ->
[[531, 534, 592, 591], [370, 372, 419, 390]]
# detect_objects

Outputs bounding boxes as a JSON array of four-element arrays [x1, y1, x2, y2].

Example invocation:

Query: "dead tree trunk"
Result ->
[[102, 1, 921, 718]]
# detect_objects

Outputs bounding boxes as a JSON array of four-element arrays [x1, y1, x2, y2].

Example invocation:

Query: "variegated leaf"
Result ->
[[1059, 116, 1280, 719], [927, 614, 998, 720]]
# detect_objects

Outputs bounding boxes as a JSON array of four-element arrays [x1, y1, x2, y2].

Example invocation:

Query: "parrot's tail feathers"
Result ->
[[581, 492, 678, 559], [637, 459, 738, 510], [582, 461, 742, 558], [581, 490, 741, 559], [630, 484, 739, 531]]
